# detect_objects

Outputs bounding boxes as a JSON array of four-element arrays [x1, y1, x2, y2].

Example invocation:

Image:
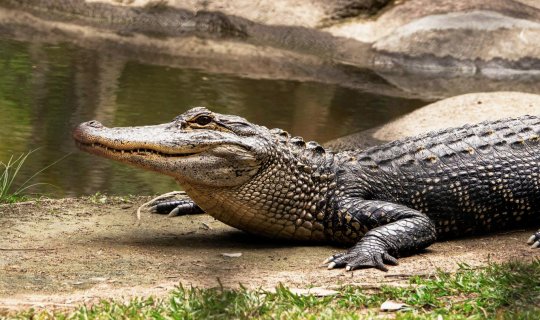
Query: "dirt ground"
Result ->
[[0, 196, 538, 312]]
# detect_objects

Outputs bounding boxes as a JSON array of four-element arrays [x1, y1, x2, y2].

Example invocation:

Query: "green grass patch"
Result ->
[[0, 150, 68, 203], [7, 260, 540, 319]]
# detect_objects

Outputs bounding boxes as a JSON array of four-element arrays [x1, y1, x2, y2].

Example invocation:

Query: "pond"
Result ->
[[0, 37, 428, 197]]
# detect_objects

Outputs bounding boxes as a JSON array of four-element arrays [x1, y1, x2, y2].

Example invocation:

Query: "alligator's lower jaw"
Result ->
[[75, 141, 197, 160]]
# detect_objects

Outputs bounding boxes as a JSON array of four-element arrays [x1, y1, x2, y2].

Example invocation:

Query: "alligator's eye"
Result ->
[[194, 115, 212, 126]]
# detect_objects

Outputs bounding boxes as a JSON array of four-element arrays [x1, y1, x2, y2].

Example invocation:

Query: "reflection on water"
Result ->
[[0, 38, 427, 197]]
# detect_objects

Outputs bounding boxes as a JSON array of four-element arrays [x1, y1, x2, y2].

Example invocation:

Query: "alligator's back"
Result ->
[[347, 115, 540, 238]]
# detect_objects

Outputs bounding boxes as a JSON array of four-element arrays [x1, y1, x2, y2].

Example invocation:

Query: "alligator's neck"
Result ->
[[179, 138, 337, 241]]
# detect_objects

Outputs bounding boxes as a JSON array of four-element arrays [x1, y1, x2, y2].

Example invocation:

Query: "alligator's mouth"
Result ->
[[75, 140, 198, 158], [72, 120, 205, 160]]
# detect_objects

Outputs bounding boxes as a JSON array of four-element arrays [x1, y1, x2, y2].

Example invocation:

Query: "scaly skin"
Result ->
[[73, 107, 540, 271]]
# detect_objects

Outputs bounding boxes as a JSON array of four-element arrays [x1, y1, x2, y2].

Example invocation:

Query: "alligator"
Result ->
[[73, 107, 540, 271]]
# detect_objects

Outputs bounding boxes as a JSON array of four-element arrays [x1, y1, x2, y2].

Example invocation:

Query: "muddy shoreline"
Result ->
[[1, 196, 538, 311]]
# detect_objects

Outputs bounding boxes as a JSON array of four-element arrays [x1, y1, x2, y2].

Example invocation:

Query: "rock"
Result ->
[[373, 10, 540, 76], [325, 92, 540, 151], [374, 91, 540, 141], [71, 0, 391, 29], [327, 0, 540, 75]]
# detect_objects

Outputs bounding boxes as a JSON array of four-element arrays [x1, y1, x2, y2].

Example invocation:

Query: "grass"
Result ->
[[7, 259, 540, 319], [0, 150, 68, 203]]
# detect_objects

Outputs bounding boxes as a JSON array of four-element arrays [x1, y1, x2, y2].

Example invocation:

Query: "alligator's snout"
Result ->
[[72, 120, 104, 144]]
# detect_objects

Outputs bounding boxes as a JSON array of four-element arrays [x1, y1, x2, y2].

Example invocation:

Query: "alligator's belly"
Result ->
[[184, 185, 328, 242]]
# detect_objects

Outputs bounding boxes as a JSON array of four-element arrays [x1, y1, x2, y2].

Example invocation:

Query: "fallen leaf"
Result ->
[[380, 300, 408, 311], [221, 252, 242, 258], [200, 222, 212, 230]]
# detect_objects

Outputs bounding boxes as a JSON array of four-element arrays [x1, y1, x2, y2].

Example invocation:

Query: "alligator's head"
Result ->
[[74, 107, 332, 240], [73, 107, 270, 187]]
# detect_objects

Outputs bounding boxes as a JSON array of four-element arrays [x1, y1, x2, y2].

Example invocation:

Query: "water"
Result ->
[[0, 37, 428, 197]]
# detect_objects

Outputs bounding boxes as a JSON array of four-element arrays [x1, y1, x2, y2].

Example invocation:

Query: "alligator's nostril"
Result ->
[[87, 120, 103, 128]]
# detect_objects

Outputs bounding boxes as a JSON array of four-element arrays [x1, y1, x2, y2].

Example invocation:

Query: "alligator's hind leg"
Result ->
[[527, 230, 540, 248], [324, 199, 437, 271]]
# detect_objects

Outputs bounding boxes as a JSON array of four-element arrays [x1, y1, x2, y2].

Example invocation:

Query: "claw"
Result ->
[[374, 255, 385, 270], [167, 207, 181, 217], [374, 263, 389, 272], [136, 191, 185, 220], [533, 241, 540, 249], [528, 235, 537, 245], [148, 205, 158, 213], [323, 245, 397, 271]]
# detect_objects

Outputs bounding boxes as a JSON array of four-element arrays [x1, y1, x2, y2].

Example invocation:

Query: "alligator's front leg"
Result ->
[[144, 191, 205, 217], [325, 200, 437, 271], [150, 199, 205, 216]]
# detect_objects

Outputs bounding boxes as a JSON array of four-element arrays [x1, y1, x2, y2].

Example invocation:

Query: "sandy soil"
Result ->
[[0, 196, 538, 312]]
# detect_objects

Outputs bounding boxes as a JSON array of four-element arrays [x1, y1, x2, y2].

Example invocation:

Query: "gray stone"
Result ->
[[327, 0, 540, 74], [325, 92, 540, 150]]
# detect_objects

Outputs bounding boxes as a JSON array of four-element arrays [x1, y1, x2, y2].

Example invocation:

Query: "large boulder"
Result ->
[[374, 91, 540, 140], [327, 0, 540, 75], [325, 91, 540, 150], [78, 0, 392, 29]]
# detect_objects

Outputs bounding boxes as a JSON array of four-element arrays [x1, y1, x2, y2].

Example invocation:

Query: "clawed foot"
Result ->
[[527, 230, 540, 248], [323, 242, 398, 272], [323, 230, 540, 272], [148, 198, 204, 217], [136, 191, 204, 220]]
